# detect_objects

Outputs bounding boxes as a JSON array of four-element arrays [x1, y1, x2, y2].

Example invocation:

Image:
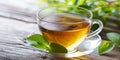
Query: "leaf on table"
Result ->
[[50, 43, 68, 53], [107, 32, 120, 47], [98, 40, 115, 55], [26, 34, 50, 50]]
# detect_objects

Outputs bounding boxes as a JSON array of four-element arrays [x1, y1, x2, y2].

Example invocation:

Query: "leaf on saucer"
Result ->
[[26, 34, 50, 50], [98, 40, 115, 55], [50, 43, 68, 53], [107, 32, 120, 47]]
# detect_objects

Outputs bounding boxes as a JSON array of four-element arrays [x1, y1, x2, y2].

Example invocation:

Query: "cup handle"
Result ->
[[87, 19, 103, 38]]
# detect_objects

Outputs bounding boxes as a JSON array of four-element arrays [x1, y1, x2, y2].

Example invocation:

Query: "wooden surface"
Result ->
[[0, 3, 120, 60]]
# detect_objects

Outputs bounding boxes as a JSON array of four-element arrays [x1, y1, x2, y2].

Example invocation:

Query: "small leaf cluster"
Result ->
[[98, 32, 120, 54]]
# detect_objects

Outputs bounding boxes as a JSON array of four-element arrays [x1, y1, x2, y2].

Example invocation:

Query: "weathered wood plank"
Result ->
[[0, 3, 37, 23], [0, 44, 45, 60], [0, 17, 42, 60]]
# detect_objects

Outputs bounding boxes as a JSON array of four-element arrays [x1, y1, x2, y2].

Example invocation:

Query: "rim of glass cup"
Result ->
[[37, 6, 93, 24]]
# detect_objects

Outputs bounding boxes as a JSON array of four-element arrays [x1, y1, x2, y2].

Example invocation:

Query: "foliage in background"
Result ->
[[39, 0, 120, 25]]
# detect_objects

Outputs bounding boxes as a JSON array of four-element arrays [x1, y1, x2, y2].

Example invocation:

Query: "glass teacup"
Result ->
[[37, 6, 103, 57]]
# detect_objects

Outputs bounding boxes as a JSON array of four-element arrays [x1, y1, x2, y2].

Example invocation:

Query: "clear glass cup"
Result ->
[[37, 6, 103, 57]]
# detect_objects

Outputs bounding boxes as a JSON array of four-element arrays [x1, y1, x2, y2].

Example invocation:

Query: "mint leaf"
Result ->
[[26, 34, 68, 53], [107, 32, 120, 47], [98, 40, 115, 55], [50, 43, 68, 53], [26, 34, 50, 50]]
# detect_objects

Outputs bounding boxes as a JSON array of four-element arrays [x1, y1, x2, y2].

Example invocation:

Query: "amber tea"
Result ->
[[39, 13, 91, 50]]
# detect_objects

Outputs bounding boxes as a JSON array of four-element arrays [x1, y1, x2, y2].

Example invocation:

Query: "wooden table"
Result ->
[[0, 3, 120, 60]]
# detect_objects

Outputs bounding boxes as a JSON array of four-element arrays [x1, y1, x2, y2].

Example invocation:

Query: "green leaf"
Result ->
[[101, 14, 109, 25], [71, 0, 77, 5], [50, 43, 68, 53], [87, 0, 95, 2], [94, 1, 108, 6], [86, 1, 95, 6], [77, 0, 86, 6], [26, 34, 50, 50], [111, 8, 119, 17], [98, 10, 105, 16], [107, 32, 120, 47], [74, 0, 79, 5], [80, 5, 93, 10], [98, 40, 115, 55]]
